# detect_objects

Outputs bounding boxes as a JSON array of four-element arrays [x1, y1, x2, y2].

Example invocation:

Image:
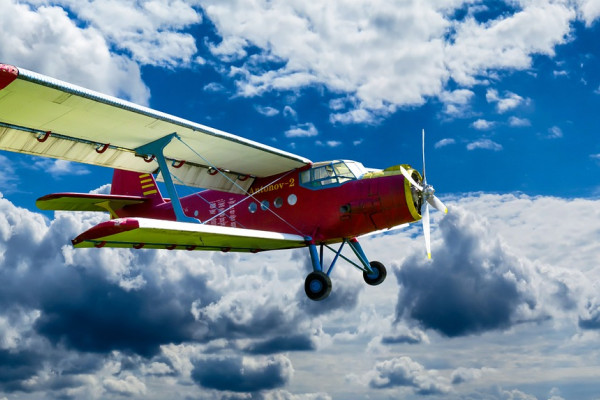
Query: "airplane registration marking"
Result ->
[[249, 178, 295, 194]]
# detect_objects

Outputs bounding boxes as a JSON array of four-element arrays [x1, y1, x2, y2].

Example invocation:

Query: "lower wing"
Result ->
[[72, 217, 308, 252]]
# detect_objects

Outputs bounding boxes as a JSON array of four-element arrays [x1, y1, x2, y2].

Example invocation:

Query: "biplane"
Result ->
[[0, 63, 447, 301]]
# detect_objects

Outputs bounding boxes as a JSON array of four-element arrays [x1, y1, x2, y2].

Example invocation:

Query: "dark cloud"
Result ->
[[0, 349, 43, 392], [0, 199, 224, 358], [35, 266, 211, 357], [381, 334, 423, 345], [0, 198, 331, 397], [244, 334, 316, 354], [191, 355, 293, 393], [579, 302, 600, 329], [395, 207, 539, 337]]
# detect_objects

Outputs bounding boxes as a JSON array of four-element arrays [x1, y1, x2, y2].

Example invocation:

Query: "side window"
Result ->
[[300, 170, 311, 185]]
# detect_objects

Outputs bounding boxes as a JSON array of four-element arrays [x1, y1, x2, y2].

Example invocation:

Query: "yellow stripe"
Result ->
[[141, 183, 155, 189], [143, 190, 158, 196], [404, 168, 422, 221], [140, 178, 153, 184], [139, 174, 150, 178]]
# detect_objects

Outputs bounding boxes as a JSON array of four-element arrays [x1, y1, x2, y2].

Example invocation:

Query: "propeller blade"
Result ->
[[422, 202, 431, 259], [422, 129, 427, 184], [427, 195, 448, 214], [400, 165, 423, 191]]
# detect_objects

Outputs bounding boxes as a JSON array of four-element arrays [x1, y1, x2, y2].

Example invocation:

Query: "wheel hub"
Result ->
[[309, 280, 323, 293]]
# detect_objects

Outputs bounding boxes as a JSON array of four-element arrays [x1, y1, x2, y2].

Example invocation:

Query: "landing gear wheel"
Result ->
[[304, 271, 332, 301], [363, 261, 387, 286]]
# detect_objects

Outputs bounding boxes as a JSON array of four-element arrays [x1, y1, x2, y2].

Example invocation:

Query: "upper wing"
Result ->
[[0, 64, 311, 193]]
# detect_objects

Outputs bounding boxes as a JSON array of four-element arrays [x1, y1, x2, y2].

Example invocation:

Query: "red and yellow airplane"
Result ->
[[0, 64, 447, 301]]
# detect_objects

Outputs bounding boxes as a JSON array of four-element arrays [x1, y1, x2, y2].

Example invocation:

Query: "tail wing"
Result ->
[[37, 170, 163, 217], [36, 193, 147, 214]]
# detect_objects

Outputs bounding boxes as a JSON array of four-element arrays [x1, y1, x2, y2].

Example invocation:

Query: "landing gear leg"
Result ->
[[348, 238, 387, 286], [303, 238, 387, 301]]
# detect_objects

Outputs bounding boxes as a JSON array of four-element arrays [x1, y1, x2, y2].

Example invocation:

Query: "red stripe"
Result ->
[[71, 219, 140, 245], [0, 64, 18, 90]]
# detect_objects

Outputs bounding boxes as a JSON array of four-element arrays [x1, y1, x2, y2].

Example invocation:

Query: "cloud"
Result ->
[[283, 106, 298, 120], [367, 356, 450, 395], [256, 106, 280, 117], [33, 159, 90, 177], [316, 140, 342, 148], [244, 334, 316, 354], [0, 188, 598, 398], [103, 374, 146, 397], [451, 367, 489, 384], [471, 119, 495, 130], [434, 138, 456, 149], [446, 3, 575, 85], [547, 125, 564, 138], [330, 108, 382, 125], [466, 139, 503, 151], [394, 207, 544, 337], [195, 0, 588, 122], [380, 325, 428, 345], [0, 0, 150, 103], [0, 193, 363, 397], [439, 89, 475, 117], [50, 0, 201, 68], [191, 355, 293, 392], [285, 123, 318, 138], [486, 89, 528, 113], [509, 116, 531, 127], [578, 0, 600, 26], [578, 299, 600, 329], [203, 82, 226, 93]]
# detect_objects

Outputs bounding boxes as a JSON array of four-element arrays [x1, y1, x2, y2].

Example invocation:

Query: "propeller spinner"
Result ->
[[400, 129, 448, 259]]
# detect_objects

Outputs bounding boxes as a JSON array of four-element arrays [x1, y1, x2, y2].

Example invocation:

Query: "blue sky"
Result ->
[[1, 1, 600, 399]]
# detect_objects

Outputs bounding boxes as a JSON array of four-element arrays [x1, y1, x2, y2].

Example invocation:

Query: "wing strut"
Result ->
[[135, 133, 198, 223]]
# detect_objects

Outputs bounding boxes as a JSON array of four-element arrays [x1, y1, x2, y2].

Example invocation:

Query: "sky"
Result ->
[[0, 0, 600, 399]]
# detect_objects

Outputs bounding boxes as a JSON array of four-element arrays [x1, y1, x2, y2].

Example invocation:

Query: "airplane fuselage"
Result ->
[[114, 163, 423, 243]]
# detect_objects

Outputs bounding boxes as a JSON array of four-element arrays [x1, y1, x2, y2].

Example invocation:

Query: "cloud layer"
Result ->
[[0, 191, 597, 398], [197, 0, 586, 122], [3, 0, 597, 123]]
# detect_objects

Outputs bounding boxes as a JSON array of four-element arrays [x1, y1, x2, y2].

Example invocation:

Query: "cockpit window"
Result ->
[[299, 161, 364, 189]]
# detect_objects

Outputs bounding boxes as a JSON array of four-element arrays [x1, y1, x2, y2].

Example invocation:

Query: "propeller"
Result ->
[[400, 129, 447, 259]]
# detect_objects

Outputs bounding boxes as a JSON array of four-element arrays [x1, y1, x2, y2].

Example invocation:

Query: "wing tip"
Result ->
[[0, 64, 19, 90]]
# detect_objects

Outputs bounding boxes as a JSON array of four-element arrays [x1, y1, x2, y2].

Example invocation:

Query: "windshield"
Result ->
[[299, 160, 366, 189]]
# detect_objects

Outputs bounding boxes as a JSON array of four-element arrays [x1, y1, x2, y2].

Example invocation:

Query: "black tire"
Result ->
[[304, 271, 332, 301], [363, 261, 387, 286]]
